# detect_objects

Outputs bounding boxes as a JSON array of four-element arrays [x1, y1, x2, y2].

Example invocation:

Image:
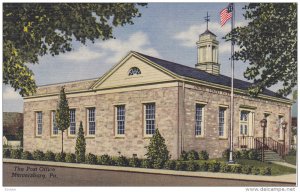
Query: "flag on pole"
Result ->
[[220, 3, 233, 26]]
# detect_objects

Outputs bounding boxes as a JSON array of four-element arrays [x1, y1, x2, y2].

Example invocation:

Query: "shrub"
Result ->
[[222, 149, 230, 160], [65, 153, 76, 163], [129, 157, 141, 167], [164, 160, 176, 170], [208, 160, 220, 172], [55, 152, 66, 162], [21, 151, 33, 160], [234, 151, 241, 160], [187, 150, 199, 160], [141, 159, 152, 168], [44, 151, 56, 161], [187, 161, 199, 171], [248, 149, 259, 160], [115, 155, 129, 167], [179, 151, 188, 161], [33, 150, 44, 160], [97, 154, 112, 165], [199, 150, 209, 160], [175, 161, 187, 171], [288, 148, 296, 156], [251, 167, 260, 175], [11, 149, 22, 159], [3, 148, 11, 158], [241, 165, 252, 174], [260, 167, 271, 175], [85, 153, 97, 164], [240, 150, 249, 159], [231, 164, 242, 173], [220, 163, 231, 173], [145, 129, 170, 169], [75, 121, 86, 163], [199, 162, 209, 171]]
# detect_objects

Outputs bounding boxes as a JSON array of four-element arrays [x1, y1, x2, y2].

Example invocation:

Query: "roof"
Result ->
[[135, 52, 288, 100], [200, 29, 216, 37]]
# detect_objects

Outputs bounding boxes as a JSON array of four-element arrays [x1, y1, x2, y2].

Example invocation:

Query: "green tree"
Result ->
[[145, 129, 170, 169], [3, 3, 147, 96], [75, 121, 86, 163], [56, 86, 70, 153], [225, 3, 297, 97]]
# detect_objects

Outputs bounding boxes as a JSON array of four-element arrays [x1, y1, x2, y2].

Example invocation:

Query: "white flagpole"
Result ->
[[229, 3, 235, 164]]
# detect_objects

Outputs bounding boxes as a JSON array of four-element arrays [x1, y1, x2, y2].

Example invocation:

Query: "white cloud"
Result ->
[[95, 31, 160, 64], [3, 86, 21, 100], [58, 31, 160, 66], [62, 46, 106, 61], [173, 21, 247, 48]]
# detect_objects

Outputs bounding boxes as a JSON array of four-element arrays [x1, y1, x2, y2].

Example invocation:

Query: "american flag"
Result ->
[[220, 3, 233, 26]]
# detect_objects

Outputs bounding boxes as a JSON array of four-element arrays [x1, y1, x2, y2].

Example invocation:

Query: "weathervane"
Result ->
[[204, 12, 210, 30]]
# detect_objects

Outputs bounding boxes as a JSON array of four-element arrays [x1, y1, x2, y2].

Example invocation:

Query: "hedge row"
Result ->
[[179, 150, 209, 161], [222, 149, 260, 161], [164, 160, 271, 175], [3, 148, 271, 175]]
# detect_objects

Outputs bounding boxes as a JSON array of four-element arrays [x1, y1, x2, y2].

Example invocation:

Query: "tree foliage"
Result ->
[[145, 129, 170, 169], [225, 3, 297, 97], [75, 121, 86, 163], [56, 86, 70, 153], [3, 3, 147, 96]]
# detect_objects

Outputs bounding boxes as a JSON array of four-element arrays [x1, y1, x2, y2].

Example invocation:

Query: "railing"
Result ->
[[255, 137, 285, 157], [238, 136, 285, 159], [238, 136, 255, 149]]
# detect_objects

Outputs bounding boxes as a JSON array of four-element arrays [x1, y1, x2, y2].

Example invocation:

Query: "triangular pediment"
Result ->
[[90, 52, 178, 89]]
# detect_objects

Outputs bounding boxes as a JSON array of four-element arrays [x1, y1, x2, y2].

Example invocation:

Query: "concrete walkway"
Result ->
[[272, 161, 297, 169], [3, 158, 296, 184]]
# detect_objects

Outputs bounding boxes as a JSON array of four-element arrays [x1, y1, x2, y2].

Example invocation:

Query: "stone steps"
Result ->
[[263, 150, 284, 162]]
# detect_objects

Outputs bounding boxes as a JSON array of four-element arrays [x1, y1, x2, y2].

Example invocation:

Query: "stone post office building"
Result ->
[[23, 29, 292, 159]]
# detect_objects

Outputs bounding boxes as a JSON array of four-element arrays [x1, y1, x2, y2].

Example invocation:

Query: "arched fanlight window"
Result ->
[[128, 67, 141, 76]]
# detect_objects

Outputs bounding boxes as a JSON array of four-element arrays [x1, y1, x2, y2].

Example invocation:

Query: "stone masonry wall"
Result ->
[[23, 86, 179, 159], [183, 84, 291, 158]]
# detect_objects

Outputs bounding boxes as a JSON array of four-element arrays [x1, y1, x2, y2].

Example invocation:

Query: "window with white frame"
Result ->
[[144, 103, 155, 136], [278, 115, 284, 140], [69, 109, 76, 135], [128, 67, 141, 76], [87, 108, 95, 135], [115, 105, 125, 136], [195, 104, 204, 136], [219, 107, 226, 137], [52, 111, 58, 135], [240, 110, 250, 135], [36, 112, 43, 135]]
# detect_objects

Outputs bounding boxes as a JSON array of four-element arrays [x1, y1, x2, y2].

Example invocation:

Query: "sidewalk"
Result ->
[[3, 158, 296, 184], [272, 161, 297, 169]]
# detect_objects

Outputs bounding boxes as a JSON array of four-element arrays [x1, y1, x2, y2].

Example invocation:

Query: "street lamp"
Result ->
[[281, 120, 288, 158], [260, 118, 267, 162]]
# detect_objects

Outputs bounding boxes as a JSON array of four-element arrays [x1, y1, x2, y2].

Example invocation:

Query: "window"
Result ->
[[144, 103, 155, 136], [115, 105, 125, 136], [87, 108, 95, 135], [36, 112, 43, 136], [52, 111, 58, 135], [240, 111, 249, 135], [278, 115, 284, 140], [219, 107, 226, 137], [128, 67, 141, 76], [195, 104, 204, 136], [69, 109, 76, 135]]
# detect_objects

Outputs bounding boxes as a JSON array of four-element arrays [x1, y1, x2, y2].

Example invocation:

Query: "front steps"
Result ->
[[263, 150, 284, 162]]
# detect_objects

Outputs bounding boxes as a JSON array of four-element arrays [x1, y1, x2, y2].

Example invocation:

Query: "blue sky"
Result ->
[[2, 3, 297, 116]]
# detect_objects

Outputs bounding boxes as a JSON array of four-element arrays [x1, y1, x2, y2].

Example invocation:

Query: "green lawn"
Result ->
[[285, 155, 296, 165], [235, 159, 296, 176]]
